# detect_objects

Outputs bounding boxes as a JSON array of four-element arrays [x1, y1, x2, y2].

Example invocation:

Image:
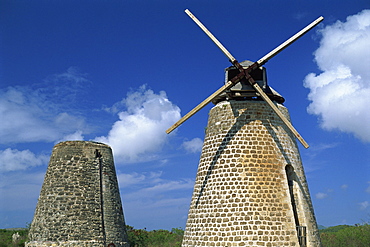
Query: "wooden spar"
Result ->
[[257, 16, 324, 66], [248, 78, 310, 148], [167, 9, 322, 148], [186, 9, 323, 68], [166, 73, 309, 148], [185, 9, 237, 64], [166, 80, 236, 134]]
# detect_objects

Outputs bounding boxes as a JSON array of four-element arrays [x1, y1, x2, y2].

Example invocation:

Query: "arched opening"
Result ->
[[285, 165, 300, 226], [285, 165, 307, 247]]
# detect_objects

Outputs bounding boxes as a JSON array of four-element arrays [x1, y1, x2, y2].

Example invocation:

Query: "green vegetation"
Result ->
[[320, 224, 370, 247], [1, 223, 369, 247], [0, 226, 184, 247], [0, 229, 28, 247], [126, 226, 184, 247]]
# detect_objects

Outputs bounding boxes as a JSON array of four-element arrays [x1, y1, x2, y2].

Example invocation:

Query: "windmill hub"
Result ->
[[212, 60, 285, 104]]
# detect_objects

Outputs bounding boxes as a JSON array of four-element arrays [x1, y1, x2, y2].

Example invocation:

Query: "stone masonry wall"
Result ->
[[182, 100, 321, 247], [26, 141, 129, 247]]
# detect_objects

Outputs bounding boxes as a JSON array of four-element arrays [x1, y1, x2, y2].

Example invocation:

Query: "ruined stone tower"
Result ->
[[181, 63, 321, 247], [26, 141, 129, 247]]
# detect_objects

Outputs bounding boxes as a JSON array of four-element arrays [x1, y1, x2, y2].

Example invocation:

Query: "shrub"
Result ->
[[126, 226, 183, 247], [0, 228, 28, 247], [320, 224, 370, 247]]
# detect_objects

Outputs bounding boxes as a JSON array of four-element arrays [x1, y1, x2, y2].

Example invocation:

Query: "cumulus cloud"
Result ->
[[119, 171, 193, 201], [0, 148, 49, 172], [315, 192, 329, 199], [94, 85, 181, 163], [117, 170, 193, 203], [0, 68, 89, 144], [0, 171, 45, 213], [359, 201, 369, 210], [56, 130, 84, 144], [182, 138, 203, 153], [117, 171, 162, 188], [119, 170, 193, 230], [304, 9, 370, 142], [142, 179, 194, 194]]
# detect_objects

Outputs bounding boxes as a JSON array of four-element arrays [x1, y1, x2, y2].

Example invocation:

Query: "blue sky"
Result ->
[[1, 0, 369, 230]]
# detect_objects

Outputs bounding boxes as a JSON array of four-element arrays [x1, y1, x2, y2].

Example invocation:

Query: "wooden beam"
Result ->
[[257, 16, 324, 66], [185, 9, 237, 64], [249, 79, 309, 148], [166, 80, 236, 134], [167, 9, 321, 148]]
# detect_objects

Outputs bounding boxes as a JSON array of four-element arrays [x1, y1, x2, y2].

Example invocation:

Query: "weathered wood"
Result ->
[[167, 74, 309, 148], [167, 9, 321, 148], [257, 16, 324, 66], [185, 9, 237, 64], [249, 79, 309, 148], [166, 80, 236, 134]]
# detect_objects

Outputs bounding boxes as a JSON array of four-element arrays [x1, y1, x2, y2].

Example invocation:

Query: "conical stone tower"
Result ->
[[181, 100, 321, 247], [26, 141, 129, 247]]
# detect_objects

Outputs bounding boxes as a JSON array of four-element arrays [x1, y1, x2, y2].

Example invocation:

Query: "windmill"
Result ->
[[167, 10, 323, 247]]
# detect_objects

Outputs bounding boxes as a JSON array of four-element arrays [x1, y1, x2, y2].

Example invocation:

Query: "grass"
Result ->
[[1, 223, 369, 247]]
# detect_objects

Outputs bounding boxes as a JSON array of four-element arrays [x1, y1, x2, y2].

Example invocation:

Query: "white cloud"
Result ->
[[341, 184, 348, 190], [117, 172, 161, 188], [0, 171, 45, 212], [141, 179, 194, 194], [294, 12, 308, 21], [0, 68, 89, 144], [0, 148, 49, 172], [359, 201, 369, 210], [116, 170, 193, 229], [55, 130, 84, 144], [94, 85, 181, 163], [182, 138, 203, 153], [123, 195, 190, 230], [41, 67, 91, 106], [315, 192, 328, 199], [117, 170, 193, 200], [304, 9, 370, 142]]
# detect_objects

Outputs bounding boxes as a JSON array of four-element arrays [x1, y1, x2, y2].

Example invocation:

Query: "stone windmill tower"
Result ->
[[26, 141, 129, 247], [166, 10, 324, 247]]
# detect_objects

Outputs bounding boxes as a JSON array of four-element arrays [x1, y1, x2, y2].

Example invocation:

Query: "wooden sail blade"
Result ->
[[169, 10, 320, 147], [185, 8, 323, 69], [249, 79, 309, 148], [185, 9, 238, 65], [257, 16, 324, 66], [166, 80, 237, 134]]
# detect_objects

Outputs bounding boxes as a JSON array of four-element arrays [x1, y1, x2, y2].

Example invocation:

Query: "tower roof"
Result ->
[[211, 61, 285, 104]]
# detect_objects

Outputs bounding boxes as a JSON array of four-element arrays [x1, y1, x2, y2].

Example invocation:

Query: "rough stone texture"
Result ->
[[26, 141, 129, 247], [182, 100, 321, 247]]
